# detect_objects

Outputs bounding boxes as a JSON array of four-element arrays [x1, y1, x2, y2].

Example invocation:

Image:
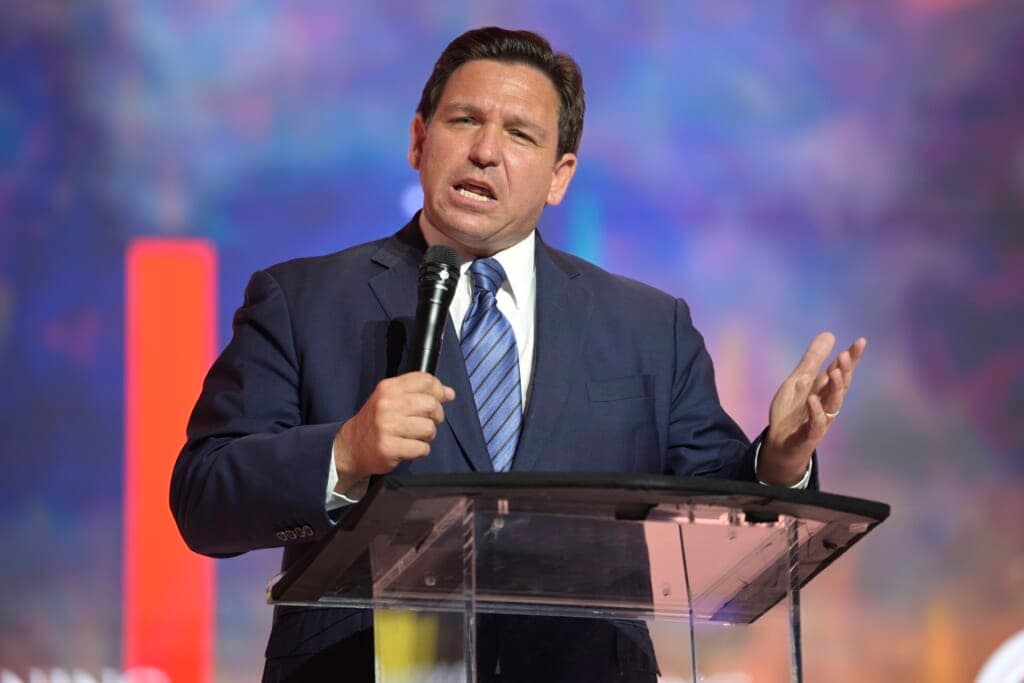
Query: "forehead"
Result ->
[[437, 59, 560, 123]]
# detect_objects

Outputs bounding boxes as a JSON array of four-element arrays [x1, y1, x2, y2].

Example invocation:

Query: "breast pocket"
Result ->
[[584, 375, 658, 471], [587, 374, 654, 402]]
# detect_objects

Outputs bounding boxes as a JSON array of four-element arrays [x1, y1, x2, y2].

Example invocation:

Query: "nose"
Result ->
[[468, 124, 501, 168]]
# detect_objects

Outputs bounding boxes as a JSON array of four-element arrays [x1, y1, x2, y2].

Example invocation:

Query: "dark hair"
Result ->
[[416, 27, 585, 157]]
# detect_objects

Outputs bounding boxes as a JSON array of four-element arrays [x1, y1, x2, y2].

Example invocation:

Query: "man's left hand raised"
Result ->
[[757, 332, 867, 486]]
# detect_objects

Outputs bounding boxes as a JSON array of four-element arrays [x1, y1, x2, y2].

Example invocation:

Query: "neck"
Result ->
[[416, 212, 533, 263]]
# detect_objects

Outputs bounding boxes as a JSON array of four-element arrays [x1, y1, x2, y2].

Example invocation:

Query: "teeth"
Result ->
[[456, 186, 492, 202]]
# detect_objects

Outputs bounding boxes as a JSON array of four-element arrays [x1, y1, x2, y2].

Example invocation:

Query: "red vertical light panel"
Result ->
[[124, 240, 217, 683]]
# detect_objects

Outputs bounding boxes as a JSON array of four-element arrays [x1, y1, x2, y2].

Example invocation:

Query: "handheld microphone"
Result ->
[[410, 245, 461, 374]]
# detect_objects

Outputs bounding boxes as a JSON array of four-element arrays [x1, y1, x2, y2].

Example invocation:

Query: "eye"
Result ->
[[510, 129, 535, 144]]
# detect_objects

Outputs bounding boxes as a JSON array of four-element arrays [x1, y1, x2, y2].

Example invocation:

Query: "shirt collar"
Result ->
[[460, 231, 535, 309]]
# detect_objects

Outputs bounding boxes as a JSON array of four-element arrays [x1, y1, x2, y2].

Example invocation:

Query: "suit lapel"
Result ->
[[513, 237, 592, 471], [367, 233, 418, 377], [435, 317, 494, 472], [367, 219, 492, 473]]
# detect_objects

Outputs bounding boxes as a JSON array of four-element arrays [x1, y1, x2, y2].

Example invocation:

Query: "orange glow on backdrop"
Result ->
[[124, 240, 217, 682]]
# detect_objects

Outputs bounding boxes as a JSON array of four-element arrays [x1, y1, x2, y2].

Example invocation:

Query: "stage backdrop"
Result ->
[[2, 2, 1022, 681]]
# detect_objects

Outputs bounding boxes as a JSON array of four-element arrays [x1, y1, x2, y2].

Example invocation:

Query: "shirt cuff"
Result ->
[[326, 441, 369, 511], [753, 440, 813, 489]]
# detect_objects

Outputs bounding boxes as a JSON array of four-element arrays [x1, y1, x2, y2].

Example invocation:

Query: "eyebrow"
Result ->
[[440, 102, 549, 141]]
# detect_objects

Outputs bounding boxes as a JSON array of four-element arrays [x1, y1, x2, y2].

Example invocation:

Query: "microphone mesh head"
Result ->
[[424, 245, 460, 269]]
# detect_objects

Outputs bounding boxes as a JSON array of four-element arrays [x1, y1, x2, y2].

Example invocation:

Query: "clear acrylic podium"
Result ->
[[268, 473, 888, 681]]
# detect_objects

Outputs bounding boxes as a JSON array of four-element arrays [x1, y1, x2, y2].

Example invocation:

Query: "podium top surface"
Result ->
[[269, 474, 888, 624], [347, 472, 889, 525]]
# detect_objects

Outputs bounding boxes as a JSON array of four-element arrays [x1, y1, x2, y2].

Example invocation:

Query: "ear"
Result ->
[[408, 114, 428, 170], [546, 152, 578, 206]]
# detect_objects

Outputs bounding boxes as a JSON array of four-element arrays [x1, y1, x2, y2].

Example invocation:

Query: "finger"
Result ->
[[821, 367, 845, 414], [811, 354, 845, 395], [806, 394, 830, 441], [395, 415, 439, 442], [391, 372, 456, 403], [816, 336, 866, 392], [847, 337, 867, 372], [381, 434, 432, 460], [393, 371, 444, 392], [418, 375, 456, 404], [812, 370, 830, 393], [400, 393, 447, 423], [813, 357, 840, 393], [428, 397, 446, 425], [792, 331, 836, 376], [838, 337, 866, 392], [838, 349, 853, 388]]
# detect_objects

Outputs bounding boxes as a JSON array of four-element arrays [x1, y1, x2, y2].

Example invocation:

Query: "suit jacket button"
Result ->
[[284, 529, 297, 540], [276, 531, 288, 542]]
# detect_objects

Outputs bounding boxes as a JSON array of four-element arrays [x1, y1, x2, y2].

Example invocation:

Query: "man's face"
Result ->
[[409, 59, 577, 258]]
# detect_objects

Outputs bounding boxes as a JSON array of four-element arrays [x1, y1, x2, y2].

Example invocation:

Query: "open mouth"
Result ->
[[453, 181, 495, 202]]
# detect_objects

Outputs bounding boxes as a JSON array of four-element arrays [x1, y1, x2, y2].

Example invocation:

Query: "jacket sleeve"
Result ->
[[664, 298, 819, 489], [170, 269, 344, 557]]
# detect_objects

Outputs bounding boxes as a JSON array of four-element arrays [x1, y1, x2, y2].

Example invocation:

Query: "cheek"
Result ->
[[420, 158, 447, 196], [510, 160, 553, 200], [428, 146, 463, 186]]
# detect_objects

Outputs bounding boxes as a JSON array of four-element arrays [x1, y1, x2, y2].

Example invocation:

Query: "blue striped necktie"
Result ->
[[460, 258, 522, 472]]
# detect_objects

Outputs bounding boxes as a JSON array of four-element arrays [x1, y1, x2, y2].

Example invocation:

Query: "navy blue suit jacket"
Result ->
[[172, 217, 816, 678]]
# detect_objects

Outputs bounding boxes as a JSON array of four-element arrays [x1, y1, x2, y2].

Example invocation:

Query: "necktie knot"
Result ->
[[469, 258, 506, 298]]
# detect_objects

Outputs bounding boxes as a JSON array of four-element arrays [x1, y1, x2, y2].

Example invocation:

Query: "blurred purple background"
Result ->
[[2, 1, 1022, 680]]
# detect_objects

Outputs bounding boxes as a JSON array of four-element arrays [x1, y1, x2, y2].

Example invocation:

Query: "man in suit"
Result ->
[[171, 27, 865, 681]]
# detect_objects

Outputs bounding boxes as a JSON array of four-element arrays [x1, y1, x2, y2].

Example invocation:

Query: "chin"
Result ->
[[448, 232, 503, 257], [432, 215, 498, 245]]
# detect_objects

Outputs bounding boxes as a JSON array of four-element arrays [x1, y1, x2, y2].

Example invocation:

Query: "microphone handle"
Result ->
[[411, 285, 450, 374]]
